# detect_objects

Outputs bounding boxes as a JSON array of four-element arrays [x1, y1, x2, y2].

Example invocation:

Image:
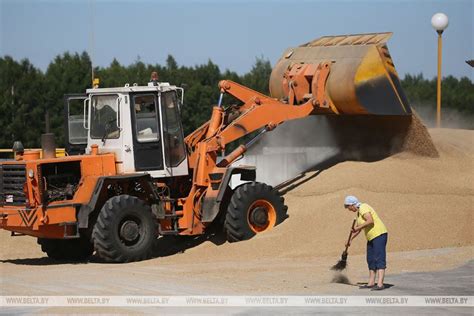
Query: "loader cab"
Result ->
[[65, 83, 188, 178]]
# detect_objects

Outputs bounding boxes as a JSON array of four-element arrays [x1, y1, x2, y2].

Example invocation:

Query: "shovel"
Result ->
[[331, 219, 356, 271]]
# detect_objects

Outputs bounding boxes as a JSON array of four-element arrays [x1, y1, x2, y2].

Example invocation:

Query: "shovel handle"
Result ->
[[344, 219, 357, 253]]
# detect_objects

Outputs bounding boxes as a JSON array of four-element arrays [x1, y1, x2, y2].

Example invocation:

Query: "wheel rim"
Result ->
[[119, 216, 143, 246], [247, 199, 277, 233]]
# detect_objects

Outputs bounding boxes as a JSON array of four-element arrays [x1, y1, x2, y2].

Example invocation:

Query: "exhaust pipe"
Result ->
[[41, 133, 56, 159]]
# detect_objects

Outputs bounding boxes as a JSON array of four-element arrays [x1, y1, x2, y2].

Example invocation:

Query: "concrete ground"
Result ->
[[1, 259, 472, 315]]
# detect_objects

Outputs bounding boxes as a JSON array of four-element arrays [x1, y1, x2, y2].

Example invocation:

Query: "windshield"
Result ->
[[162, 91, 186, 167], [90, 94, 120, 139], [68, 97, 87, 144]]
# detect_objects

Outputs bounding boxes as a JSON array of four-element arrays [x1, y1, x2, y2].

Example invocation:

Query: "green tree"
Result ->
[[241, 56, 272, 94], [0, 57, 45, 147], [44, 52, 92, 146]]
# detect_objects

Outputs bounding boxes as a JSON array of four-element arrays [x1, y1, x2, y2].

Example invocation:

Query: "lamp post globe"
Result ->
[[431, 13, 449, 33]]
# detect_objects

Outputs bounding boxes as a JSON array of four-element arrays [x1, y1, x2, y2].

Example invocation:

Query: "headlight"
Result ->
[[28, 169, 34, 178]]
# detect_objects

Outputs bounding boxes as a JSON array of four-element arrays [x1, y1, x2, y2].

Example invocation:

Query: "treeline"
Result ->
[[402, 74, 474, 129], [0, 52, 473, 148]]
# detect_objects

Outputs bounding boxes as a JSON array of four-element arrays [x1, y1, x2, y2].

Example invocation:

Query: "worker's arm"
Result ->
[[353, 213, 374, 233], [346, 229, 361, 247]]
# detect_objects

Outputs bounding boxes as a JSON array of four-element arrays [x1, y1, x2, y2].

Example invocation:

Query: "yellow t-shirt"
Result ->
[[356, 203, 388, 241]]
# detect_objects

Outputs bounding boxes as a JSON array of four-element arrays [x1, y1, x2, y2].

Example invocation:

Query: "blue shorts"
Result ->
[[367, 233, 388, 270]]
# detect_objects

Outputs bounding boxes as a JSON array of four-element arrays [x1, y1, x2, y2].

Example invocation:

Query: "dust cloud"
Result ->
[[412, 104, 474, 130], [235, 116, 340, 187], [231, 112, 438, 187], [331, 273, 352, 285]]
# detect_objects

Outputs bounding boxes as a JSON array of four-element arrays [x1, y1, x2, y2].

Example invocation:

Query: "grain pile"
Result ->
[[399, 113, 439, 157]]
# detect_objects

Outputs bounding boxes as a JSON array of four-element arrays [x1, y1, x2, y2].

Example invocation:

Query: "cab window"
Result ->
[[161, 92, 186, 167], [90, 94, 120, 139], [133, 94, 160, 143]]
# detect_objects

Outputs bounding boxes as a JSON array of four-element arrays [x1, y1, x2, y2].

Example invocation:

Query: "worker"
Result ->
[[150, 71, 159, 86], [344, 195, 388, 291]]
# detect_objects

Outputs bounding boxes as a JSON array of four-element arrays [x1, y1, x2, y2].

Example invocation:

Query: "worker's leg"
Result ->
[[372, 233, 388, 287], [368, 270, 376, 286], [376, 269, 385, 287], [366, 240, 376, 286]]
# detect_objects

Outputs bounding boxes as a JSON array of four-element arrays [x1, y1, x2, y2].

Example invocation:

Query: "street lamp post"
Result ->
[[431, 13, 449, 128]]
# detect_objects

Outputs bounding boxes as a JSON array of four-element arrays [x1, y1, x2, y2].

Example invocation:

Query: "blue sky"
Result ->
[[1, 0, 472, 80]]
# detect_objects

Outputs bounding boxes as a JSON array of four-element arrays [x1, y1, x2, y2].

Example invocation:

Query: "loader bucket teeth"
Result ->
[[270, 32, 411, 116]]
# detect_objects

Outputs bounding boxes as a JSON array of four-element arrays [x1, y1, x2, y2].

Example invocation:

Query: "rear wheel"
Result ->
[[92, 195, 157, 263], [225, 182, 288, 242], [37, 236, 93, 261]]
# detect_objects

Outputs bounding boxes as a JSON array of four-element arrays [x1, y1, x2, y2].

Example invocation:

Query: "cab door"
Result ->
[[64, 94, 88, 155], [130, 93, 164, 171], [160, 91, 188, 177]]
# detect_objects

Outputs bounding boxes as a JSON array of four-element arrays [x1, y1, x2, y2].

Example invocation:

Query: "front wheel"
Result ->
[[225, 182, 288, 242], [92, 195, 157, 263]]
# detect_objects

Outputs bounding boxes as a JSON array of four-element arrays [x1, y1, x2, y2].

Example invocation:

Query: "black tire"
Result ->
[[225, 182, 288, 242], [92, 195, 157, 263], [37, 236, 93, 261]]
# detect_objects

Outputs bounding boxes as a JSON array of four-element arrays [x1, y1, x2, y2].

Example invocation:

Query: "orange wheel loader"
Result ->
[[0, 33, 412, 262]]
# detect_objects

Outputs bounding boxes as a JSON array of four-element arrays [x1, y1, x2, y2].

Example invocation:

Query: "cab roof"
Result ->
[[86, 82, 178, 94]]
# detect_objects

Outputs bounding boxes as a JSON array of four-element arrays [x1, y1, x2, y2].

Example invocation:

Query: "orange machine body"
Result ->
[[0, 152, 116, 238], [180, 73, 334, 234]]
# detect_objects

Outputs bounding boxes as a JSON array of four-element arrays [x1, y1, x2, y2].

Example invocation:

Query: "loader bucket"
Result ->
[[270, 32, 411, 116]]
